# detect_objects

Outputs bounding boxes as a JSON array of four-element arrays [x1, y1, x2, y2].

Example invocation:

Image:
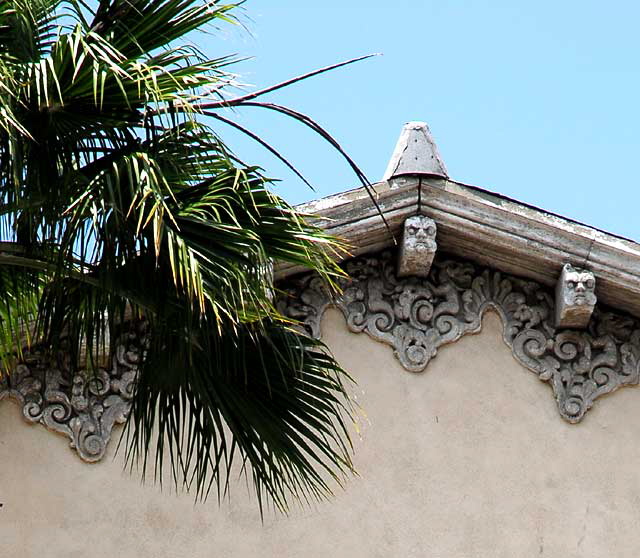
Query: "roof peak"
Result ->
[[383, 121, 448, 180]]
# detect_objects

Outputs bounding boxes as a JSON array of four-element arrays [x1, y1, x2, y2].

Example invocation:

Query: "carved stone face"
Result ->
[[397, 216, 437, 278], [555, 264, 597, 328], [561, 265, 596, 307], [404, 216, 437, 252]]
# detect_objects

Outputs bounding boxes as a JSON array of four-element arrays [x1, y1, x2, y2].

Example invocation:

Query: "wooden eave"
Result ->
[[276, 175, 640, 318]]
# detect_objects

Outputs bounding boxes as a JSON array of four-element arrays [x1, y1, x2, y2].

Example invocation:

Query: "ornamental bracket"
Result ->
[[555, 263, 597, 329], [398, 215, 437, 278]]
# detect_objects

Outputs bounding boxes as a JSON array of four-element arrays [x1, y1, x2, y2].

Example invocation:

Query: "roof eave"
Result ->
[[277, 176, 640, 318]]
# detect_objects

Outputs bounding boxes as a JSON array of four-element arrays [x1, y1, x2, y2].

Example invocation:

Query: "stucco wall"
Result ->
[[2, 309, 640, 557]]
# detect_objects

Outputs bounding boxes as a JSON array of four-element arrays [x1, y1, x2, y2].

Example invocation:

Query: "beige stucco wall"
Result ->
[[2, 309, 640, 557]]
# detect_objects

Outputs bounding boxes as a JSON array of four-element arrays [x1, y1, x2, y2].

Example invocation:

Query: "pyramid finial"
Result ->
[[383, 122, 448, 180]]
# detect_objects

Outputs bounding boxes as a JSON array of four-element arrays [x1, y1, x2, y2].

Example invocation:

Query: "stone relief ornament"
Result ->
[[397, 216, 437, 278], [0, 324, 145, 462], [277, 250, 640, 423], [555, 263, 597, 329], [0, 251, 630, 461]]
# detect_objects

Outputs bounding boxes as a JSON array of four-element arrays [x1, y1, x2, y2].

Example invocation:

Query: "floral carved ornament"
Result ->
[[0, 324, 145, 462], [277, 250, 640, 424], [2, 248, 639, 463]]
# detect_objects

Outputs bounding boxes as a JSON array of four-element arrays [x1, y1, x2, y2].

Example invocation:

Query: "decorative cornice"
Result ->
[[3, 249, 638, 461], [277, 250, 640, 423], [0, 325, 144, 462], [276, 176, 640, 319]]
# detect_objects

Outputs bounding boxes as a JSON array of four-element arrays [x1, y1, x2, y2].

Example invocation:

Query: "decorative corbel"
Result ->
[[397, 215, 437, 278], [555, 263, 597, 328]]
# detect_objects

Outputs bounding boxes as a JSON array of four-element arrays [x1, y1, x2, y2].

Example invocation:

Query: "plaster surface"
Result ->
[[1, 310, 640, 557]]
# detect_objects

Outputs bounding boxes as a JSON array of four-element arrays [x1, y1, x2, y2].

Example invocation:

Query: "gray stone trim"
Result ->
[[0, 325, 144, 462], [4, 243, 638, 462], [277, 250, 640, 423]]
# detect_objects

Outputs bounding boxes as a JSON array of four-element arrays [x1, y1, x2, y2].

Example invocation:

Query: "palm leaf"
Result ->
[[0, 0, 369, 512]]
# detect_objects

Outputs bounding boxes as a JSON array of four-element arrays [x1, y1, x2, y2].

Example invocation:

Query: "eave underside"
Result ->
[[276, 176, 640, 318]]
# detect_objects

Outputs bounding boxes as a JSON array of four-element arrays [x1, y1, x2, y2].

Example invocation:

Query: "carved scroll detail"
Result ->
[[0, 325, 145, 462], [277, 251, 640, 423]]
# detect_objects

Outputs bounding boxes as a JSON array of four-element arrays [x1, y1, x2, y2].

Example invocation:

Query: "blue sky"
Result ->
[[200, 1, 639, 240]]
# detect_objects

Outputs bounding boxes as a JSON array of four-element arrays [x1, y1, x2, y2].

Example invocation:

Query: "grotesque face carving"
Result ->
[[404, 216, 437, 252], [561, 265, 597, 307], [555, 263, 597, 328], [397, 216, 437, 278]]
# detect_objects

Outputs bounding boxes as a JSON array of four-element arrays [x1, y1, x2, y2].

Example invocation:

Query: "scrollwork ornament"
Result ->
[[276, 250, 640, 423], [0, 324, 146, 462]]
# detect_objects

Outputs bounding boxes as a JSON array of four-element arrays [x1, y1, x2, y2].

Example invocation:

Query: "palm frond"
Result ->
[[124, 319, 355, 512], [0, 0, 369, 511]]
